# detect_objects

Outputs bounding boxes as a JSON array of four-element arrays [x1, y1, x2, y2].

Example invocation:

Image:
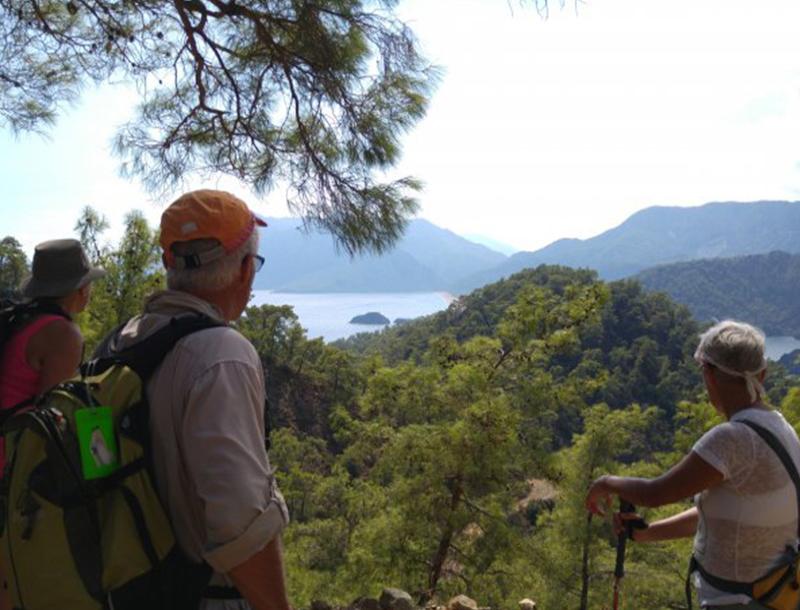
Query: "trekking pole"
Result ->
[[612, 500, 635, 610]]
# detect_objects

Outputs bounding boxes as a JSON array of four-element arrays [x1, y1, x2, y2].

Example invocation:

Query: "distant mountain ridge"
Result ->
[[456, 201, 800, 293], [254, 201, 800, 294], [254, 218, 507, 292], [463, 234, 519, 256], [636, 250, 800, 337]]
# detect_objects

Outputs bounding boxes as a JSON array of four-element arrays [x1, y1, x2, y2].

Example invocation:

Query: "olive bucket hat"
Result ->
[[20, 239, 106, 299]]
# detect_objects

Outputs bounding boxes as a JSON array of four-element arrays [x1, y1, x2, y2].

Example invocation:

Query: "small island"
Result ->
[[350, 312, 391, 325]]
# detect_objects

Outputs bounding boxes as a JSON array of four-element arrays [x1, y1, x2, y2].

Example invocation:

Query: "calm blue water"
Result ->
[[249, 291, 452, 342]]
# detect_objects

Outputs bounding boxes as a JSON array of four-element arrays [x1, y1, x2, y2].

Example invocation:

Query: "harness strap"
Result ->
[[692, 555, 754, 595]]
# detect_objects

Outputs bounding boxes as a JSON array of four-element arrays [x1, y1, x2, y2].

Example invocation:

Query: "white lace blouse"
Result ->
[[692, 407, 800, 607]]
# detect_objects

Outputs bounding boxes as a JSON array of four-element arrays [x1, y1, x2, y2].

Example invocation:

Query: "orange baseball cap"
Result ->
[[160, 189, 267, 269]]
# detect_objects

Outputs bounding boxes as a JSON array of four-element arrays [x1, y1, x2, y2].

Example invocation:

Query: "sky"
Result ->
[[2, 0, 800, 257]]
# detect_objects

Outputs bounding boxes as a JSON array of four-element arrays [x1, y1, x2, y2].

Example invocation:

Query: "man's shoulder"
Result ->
[[180, 324, 251, 347], [173, 326, 265, 406], [177, 324, 260, 367]]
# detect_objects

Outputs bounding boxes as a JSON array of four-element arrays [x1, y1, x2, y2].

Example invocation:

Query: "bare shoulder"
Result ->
[[27, 317, 84, 382], [34, 317, 83, 348], [27, 317, 83, 364]]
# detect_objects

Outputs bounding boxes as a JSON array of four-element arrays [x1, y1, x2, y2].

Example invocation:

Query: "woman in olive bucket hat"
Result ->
[[0, 238, 105, 422]]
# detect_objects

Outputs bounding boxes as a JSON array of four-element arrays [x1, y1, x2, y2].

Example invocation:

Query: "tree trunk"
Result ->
[[423, 478, 464, 604], [579, 513, 592, 610]]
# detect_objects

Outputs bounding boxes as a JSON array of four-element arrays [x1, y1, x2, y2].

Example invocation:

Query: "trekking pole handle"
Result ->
[[614, 500, 635, 578], [620, 500, 636, 537]]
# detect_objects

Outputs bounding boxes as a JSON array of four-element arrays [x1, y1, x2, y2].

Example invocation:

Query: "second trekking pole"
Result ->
[[612, 500, 635, 610]]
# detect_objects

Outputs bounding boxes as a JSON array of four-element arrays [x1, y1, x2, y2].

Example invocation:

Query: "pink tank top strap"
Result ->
[[0, 313, 70, 473], [0, 314, 68, 409], [11, 314, 66, 345]]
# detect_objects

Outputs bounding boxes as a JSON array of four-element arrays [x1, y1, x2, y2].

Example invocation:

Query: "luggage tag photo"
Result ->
[[75, 407, 120, 480]]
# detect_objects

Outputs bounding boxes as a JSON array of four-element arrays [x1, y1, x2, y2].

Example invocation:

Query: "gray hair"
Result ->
[[166, 229, 259, 293], [694, 320, 767, 403]]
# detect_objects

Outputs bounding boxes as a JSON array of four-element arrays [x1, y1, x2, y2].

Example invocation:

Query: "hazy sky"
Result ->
[[2, 0, 800, 256]]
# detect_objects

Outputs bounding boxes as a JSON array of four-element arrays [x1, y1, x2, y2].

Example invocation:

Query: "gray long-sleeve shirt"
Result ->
[[112, 290, 289, 608]]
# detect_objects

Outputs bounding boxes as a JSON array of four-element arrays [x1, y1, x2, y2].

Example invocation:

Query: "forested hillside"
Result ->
[[242, 264, 795, 609], [338, 267, 703, 427], [637, 251, 800, 337]]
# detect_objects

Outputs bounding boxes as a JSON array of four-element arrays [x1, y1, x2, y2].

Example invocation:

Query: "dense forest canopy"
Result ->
[[637, 250, 800, 337], [2, 209, 798, 609]]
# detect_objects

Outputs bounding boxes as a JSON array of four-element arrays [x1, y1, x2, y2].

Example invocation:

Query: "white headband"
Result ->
[[700, 354, 767, 404]]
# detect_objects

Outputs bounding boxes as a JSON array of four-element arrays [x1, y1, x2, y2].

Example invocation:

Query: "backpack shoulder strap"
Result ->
[[6, 300, 70, 321], [738, 419, 800, 539], [83, 315, 223, 383], [1, 300, 70, 339], [0, 396, 37, 431]]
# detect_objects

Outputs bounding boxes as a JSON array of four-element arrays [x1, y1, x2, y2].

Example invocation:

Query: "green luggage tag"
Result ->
[[75, 407, 119, 480]]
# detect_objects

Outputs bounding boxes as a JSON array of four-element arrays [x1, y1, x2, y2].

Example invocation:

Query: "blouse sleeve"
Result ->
[[693, 422, 756, 488]]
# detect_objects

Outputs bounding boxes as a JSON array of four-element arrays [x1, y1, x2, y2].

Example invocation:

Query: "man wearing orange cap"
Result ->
[[100, 190, 290, 610]]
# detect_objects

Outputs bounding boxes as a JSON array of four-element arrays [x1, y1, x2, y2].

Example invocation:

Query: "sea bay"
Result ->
[[249, 291, 453, 342]]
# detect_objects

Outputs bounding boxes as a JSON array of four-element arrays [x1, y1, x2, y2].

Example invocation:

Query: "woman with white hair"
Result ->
[[585, 320, 800, 609]]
